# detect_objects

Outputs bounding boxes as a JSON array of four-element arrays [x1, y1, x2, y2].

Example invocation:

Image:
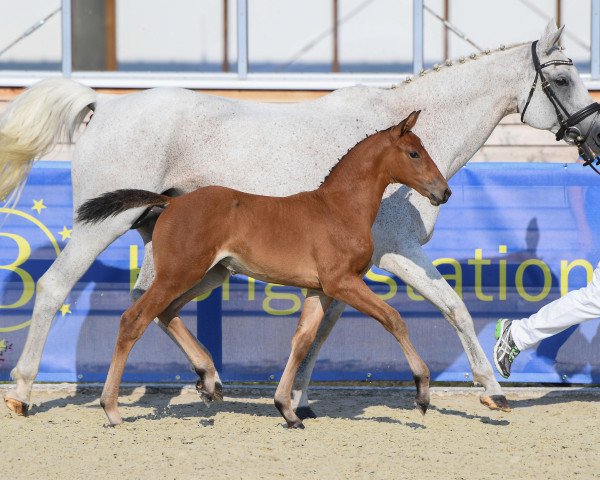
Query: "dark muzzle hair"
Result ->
[[76, 189, 169, 224]]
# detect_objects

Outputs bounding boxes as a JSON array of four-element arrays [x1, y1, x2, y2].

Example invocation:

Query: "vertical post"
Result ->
[[413, 0, 424, 74], [443, 0, 449, 60], [592, 0, 600, 80], [196, 287, 223, 373], [61, 0, 72, 77], [237, 0, 248, 79], [332, 0, 339, 72], [222, 0, 229, 72], [105, 0, 117, 71]]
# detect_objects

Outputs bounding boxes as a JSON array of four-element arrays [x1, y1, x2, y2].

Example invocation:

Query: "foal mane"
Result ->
[[320, 127, 389, 185]]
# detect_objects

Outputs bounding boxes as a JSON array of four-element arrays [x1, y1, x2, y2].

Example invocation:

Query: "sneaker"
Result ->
[[493, 318, 520, 379]]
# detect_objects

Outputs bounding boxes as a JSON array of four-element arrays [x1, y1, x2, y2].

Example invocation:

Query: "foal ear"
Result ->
[[395, 110, 421, 137]]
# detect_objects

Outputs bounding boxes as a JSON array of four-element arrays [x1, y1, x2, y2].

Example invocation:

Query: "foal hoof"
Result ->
[[4, 396, 29, 416], [295, 406, 317, 420], [213, 381, 224, 402], [415, 400, 429, 416], [196, 379, 222, 406], [480, 395, 511, 412], [287, 420, 305, 429]]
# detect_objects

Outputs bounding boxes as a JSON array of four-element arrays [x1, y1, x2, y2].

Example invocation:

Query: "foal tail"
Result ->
[[76, 189, 171, 225], [0, 78, 97, 206]]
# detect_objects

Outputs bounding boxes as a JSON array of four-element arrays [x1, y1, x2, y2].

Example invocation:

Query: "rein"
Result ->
[[521, 40, 600, 173]]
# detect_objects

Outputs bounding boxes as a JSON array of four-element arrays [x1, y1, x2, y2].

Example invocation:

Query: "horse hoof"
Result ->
[[4, 396, 28, 416], [480, 395, 511, 412], [287, 420, 305, 429], [295, 406, 317, 420]]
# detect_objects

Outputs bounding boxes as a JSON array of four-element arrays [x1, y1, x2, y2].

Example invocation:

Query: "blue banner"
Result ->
[[0, 162, 599, 383]]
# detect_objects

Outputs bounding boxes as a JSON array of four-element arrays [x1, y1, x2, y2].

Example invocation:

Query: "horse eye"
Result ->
[[555, 77, 569, 87], [409, 151, 420, 159]]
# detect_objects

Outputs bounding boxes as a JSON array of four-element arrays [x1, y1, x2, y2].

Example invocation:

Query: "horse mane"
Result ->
[[391, 42, 528, 89]]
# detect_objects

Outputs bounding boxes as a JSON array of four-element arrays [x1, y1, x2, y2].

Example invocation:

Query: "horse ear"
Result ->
[[539, 20, 564, 54]]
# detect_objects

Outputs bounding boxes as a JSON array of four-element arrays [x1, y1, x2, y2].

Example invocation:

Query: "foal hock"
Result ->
[[78, 111, 451, 427]]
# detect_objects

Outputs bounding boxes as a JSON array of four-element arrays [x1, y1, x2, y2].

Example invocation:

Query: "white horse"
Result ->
[[2, 21, 599, 417]]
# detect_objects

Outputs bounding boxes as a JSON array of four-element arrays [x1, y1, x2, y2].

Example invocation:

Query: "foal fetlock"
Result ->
[[274, 396, 304, 429], [100, 396, 123, 426], [195, 369, 223, 405], [413, 374, 431, 415]]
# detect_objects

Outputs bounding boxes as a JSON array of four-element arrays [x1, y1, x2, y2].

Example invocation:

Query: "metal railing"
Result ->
[[0, 0, 599, 90]]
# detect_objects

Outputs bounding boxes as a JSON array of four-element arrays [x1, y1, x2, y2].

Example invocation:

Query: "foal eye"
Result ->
[[555, 77, 569, 87], [409, 151, 420, 159]]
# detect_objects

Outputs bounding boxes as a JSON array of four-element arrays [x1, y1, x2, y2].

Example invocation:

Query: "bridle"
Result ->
[[521, 40, 600, 173]]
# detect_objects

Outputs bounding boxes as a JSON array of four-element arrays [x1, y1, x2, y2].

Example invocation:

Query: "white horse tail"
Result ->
[[0, 78, 97, 204]]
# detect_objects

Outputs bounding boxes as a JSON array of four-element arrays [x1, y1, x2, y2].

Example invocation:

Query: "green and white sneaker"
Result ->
[[493, 318, 520, 379]]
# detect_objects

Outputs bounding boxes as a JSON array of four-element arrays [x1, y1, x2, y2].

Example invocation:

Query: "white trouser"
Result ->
[[511, 262, 600, 351]]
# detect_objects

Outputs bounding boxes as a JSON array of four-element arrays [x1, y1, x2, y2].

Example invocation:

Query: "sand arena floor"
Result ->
[[1, 385, 599, 480]]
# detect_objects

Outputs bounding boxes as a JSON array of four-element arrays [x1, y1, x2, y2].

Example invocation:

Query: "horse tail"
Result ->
[[0, 78, 97, 205], [76, 189, 171, 225]]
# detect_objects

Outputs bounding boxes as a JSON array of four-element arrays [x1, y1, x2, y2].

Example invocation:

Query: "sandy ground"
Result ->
[[0, 385, 599, 480]]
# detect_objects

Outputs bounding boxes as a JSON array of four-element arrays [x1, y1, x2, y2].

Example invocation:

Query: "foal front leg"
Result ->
[[326, 277, 430, 413], [274, 291, 332, 428]]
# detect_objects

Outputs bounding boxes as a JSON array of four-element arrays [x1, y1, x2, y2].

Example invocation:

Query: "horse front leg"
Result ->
[[377, 244, 509, 412], [5, 217, 138, 415]]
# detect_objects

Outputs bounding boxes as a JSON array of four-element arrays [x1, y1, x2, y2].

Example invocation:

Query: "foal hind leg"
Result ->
[[4, 217, 138, 415], [101, 283, 182, 426], [154, 266, 232, 404], [325, 276, 430, 414], [274, 291, 332, 428], [378, 246, 509, 412], [133, 246, 227, 401]]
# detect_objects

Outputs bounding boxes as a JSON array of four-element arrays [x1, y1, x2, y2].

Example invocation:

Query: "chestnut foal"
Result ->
[[78, 110, 451, 428]]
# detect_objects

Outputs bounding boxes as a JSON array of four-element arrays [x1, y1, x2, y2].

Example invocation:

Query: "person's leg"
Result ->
[[495, 262, 600, 377]]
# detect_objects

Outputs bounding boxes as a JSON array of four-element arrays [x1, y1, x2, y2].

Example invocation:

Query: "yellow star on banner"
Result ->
[[31, 199, 46, 214], [59, 304, 72, 316], [58, 226, 72, 241]]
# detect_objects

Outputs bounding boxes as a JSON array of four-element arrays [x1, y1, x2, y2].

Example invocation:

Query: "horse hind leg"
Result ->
[[274, 291, 332, 428], [4, 216, 139, 416], [292, 299, 346, 419]]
